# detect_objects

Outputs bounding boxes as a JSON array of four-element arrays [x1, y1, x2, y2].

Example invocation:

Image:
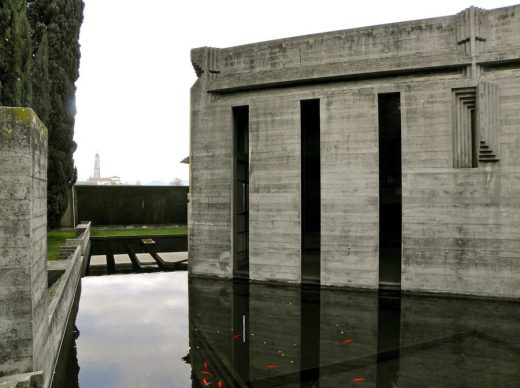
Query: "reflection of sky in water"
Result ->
[[77, 272, 190, 388]]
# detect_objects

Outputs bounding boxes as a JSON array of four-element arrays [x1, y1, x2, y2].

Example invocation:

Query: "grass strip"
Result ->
[[47, 230, 75, 261], [48, 227, 187, 260], [90, 227, 187, 237]]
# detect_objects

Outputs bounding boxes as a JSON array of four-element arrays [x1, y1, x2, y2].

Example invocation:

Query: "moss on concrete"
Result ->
[[13, 107, 34, 126]]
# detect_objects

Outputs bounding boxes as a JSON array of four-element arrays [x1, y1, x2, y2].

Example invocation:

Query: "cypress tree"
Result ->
[[30, 30, 50, 124], [0, 0, 32, 106], [28, 0, 84, 228]]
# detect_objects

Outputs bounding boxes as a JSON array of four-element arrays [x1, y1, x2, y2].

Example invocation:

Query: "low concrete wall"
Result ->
[[74, 185, 188, 226], [60, 221, 91, 259], [45, 245, 83, 388]]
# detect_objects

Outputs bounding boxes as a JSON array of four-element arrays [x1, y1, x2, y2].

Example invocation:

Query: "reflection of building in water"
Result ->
[[189, 5, 520, 299], [80, 153, 122, 185], [188, 277, 520, 387]]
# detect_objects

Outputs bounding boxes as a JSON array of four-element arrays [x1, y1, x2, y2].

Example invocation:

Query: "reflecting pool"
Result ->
[[54, 272, 191, 387], [54, 272, 520, 387]]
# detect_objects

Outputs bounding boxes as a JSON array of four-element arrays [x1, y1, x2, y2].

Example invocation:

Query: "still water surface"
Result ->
[[55, 271, 520, 387]]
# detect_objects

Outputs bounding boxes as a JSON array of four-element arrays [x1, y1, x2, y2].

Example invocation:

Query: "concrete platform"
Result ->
[[89, 255, 106, 267], [113, 254, 132, 265], [157, 251, 188, 264], [135, 253, 157, 267]]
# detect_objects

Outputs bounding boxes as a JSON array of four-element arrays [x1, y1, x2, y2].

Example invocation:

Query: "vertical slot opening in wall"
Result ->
[[378, 93, 402, 289], [233, 106, 249, 279], [301, 99, 320, 284]]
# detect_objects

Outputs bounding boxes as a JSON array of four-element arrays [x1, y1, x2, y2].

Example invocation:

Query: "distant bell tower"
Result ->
[[94, 153, 101, 179]]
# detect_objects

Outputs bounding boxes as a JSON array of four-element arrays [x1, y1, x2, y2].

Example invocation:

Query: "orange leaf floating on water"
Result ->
[[342, 338, 353, 344], [217, 380, 224, 388], [232, 333, 241, 340], [201, 370, 212, 376], [265, 364, 278, 369], [202, 377, 211, 386], [352, 377, 366, 382], [203, 361, 209, 368]]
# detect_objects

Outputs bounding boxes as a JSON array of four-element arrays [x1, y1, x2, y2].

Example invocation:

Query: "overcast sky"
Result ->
[[73, 0, 516, 184]]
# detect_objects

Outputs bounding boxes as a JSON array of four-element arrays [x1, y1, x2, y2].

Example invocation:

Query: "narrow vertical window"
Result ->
[[233, 106, 249, 279], [301, 99, 320, 284], [378, 93, 402, 288]]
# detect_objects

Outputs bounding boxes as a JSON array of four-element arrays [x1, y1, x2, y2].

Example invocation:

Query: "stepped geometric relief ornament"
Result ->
[[477, 81, 500, 163], [452, 87, 477, 168], [191, 47, 221, 78], [456, 6, 488, 55], [452, 81, 500, 168]]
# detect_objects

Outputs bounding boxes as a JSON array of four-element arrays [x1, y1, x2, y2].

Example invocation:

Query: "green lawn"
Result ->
[[90, 227, 187, 237], [47, 227, 187, 260], [47, 230, 75, 260]]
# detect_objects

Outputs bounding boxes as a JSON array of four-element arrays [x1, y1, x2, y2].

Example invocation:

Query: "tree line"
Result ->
[[0, 0, 84, 228]]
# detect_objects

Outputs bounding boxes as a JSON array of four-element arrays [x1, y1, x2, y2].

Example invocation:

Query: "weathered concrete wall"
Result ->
[[401, 75, 520, 298], [189, 5, 520, 298], [0, 107, 48, 377], [188, 79, 233, 277], [321, 88, 379, 288], [249, 93, 301, 283], [202, 14, 458, 92], [0, 107, 87, 387]]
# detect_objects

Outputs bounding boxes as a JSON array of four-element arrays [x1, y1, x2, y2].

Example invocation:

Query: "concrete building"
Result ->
[[189, 5, 520, 299]]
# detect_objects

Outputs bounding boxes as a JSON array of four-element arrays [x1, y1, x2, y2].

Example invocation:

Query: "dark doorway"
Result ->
[[301, 99, 321, 284], [233, 106, 249, 279], [378, 93, 402, 288]]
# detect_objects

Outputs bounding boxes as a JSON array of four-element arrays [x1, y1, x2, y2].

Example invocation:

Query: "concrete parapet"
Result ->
[[45, 248, 83, 388], [64, 221, 91, 256]]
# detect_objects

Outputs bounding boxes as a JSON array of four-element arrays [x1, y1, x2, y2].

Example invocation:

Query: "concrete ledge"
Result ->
[[47, 247, 82, 322], [64, 221, 91, 256], [0, 371, 43, 388], [45, 248, 83, 388]]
